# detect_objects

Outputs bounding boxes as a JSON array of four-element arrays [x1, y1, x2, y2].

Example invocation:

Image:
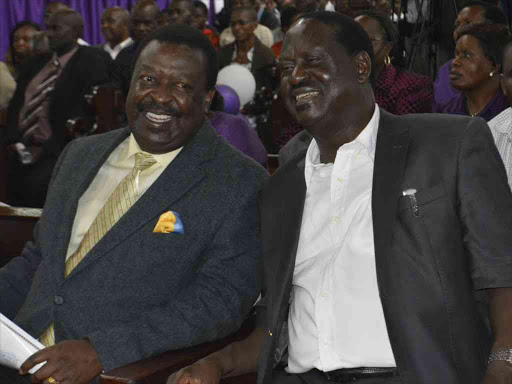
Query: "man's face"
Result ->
[[279, 19, 362, 131], [453, 6, 486, 41], [191, 7, 208, 30], [44, 2, 68, 27], [46, 13, 76, 51], [501, 45, 512, 106], [355, 15, 391, 72], [101, 9, 128, 46], [131, 5, 159, 42], [232, 0, 256, 9], [169, 0, 195, 25], [13, 26, 38, 61], [231, 10, 257, 42], [126, 41, 214, 154], [451, 34, 494, 91]]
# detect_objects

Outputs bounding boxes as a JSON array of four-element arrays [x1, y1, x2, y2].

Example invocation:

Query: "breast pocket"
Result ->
[[398, 183, 446, 217]]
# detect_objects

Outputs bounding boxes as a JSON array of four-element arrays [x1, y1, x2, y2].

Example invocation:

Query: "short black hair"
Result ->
[[281, 6, 298, 29], [461, 1, 508, 25], [232, 6, 258, 22], [500, 38, 512, 71], [194, 0, 209, 17], [457, 23, 511, 68], [10, 21, 42, 67], [299, 11, 376, 86], [132, 24, 218, 89]]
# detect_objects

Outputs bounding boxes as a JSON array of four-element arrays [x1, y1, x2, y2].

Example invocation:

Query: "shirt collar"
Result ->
[[117, 133, 183, 169], [489, 107, 512, 135], [106, 37, 133, 52], [305, 104, 380, 168]]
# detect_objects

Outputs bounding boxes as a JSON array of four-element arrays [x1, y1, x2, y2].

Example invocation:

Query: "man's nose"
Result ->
[[290, 63, 307, 85]]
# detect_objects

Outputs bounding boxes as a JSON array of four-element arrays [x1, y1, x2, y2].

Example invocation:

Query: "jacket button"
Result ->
[[268, 329, 273, 336], [54, 296, 64, 305]]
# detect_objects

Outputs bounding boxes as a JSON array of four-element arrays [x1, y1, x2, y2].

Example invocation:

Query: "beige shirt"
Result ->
[[220, 24, 273, 48], [0, 62, 16, 110], [65, 134, 182, 259], [287, 106, 396, 373]]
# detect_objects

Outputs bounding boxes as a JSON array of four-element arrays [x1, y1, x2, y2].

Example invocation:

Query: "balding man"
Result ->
[[115, 0, 160, 97], [101, 7, 133, 60], [44, 2, 90, 46], [5, 9, 111, 208]]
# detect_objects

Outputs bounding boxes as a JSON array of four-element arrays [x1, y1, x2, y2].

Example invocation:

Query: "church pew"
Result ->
[[0, 206, 41, 267]]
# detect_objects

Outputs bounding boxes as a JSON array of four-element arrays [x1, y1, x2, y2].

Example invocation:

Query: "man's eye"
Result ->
[[141, 75, 155, 82], [176, 82, 191, 89]]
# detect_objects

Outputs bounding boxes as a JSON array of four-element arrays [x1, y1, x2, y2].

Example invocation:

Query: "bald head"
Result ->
[[102, 7, 131, 46], [47, 9, 84, 51], [44, 1, 70, 26]]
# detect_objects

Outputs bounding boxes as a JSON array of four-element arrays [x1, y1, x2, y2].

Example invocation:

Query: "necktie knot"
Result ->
[[135, 152, 156, 171]]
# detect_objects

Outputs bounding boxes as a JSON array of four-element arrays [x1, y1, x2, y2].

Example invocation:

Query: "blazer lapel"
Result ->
[[52, 128, 130, 281], [65, 121, 218, 279], [372, 110, 410, 295]]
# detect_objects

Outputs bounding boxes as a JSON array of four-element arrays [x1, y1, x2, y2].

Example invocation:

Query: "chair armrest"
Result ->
[[99, 313, 256, 384]]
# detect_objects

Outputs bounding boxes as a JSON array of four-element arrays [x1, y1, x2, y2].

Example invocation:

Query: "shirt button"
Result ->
[[320, 291, 328, 298], [54, 296, 64, 305], [337, 177, 343, 183], [332, 216, 339, 224]]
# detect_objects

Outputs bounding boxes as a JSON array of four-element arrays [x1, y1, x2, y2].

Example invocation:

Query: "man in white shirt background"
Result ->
[[100, 7, 133, 60]]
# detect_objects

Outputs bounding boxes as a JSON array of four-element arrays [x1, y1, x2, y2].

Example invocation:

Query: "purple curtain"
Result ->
[[0, 0, 172, 61]]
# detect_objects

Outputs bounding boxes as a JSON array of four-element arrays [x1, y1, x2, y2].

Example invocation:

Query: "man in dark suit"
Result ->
[[0, 25, 266, 384], [168, 11, 512, 384], [217, 7, 276, 91], [4, 9, 111, 208]]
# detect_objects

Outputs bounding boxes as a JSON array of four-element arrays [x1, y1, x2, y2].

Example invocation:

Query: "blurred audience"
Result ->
[[434, 23, 510, 121], [100, 7, 133, 60], [434, 1, 508, 109], [192, 1, 220, 48], [157, 8, 173, 27], [0, 62, 16, 110], [44, 1, 90, 46], [6, 21, 43, 79], [218, 6, 277, 91], [488, 38, 512, 190], [356, 11, 433, 114], [168, 0, 196, 25], [271, 6, 299, 58], [219, 0, 274, 47], [5, 9, 110, 208]]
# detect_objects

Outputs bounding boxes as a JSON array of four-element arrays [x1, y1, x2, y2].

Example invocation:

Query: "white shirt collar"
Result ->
[[489, 107, 512, 135], [104, 37, 133, 59]]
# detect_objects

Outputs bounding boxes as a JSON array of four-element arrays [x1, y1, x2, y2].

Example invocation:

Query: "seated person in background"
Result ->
[[6, 21, 43, 79], [168, 0, 196, 25], [100, 7, 133, 60], [272, 6, 299, 58], [157, 8, 174, 27], [356, 10, 433, 114], [434, 23, 510, 121], [488, 38, 512, 190], [5, 9, 111, 208], [115, 0, 160, 97], [218, 6, 277, 91], [0, 24, 266, 384], [257, 0, 281, 30], [192, 0, 220, 48], [0, 62, 16, 110], [434, 1, 508, 109], [209, 87, 268, 167], [220, 0, 274, 48]]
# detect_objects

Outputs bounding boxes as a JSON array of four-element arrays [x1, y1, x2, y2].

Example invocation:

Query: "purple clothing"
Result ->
[[433, 89, 509, 122], [434, 60, 461, 109], [210, 111, 268, 167]]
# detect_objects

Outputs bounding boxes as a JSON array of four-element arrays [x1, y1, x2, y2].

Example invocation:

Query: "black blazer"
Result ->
[[5, 46, 111, 157], [217, 37, 276, 91], [256, 110, 512, 384]]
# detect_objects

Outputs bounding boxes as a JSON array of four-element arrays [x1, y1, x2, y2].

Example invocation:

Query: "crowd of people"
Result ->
[[1, 1, 512, 384]]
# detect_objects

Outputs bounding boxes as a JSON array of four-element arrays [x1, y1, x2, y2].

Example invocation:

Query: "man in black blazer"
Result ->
[[0, 25, 266, 384], [168, 11, 512, 384], [5, 9, 111, 208]]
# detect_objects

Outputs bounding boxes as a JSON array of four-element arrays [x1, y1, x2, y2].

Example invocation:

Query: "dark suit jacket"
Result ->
[[5, 46, 111, 157], [0, 121, 267, 373], [256, 110, 512, 384], [218, 38, 276, 91], [259, 9, 280, 31]]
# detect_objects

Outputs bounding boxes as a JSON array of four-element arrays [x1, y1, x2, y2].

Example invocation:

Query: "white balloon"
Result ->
[[216, 65, 256, 107]]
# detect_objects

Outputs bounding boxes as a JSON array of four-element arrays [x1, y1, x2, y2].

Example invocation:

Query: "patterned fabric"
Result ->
[[39, 152, 156, 347], [375, 65, 433, 115], [488, 107, 512, 191]]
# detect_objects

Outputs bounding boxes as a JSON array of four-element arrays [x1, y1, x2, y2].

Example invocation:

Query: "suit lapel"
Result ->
[[65, 121, 218, 279], [372, 110, 410, 295], [52, 128, 130, 281]]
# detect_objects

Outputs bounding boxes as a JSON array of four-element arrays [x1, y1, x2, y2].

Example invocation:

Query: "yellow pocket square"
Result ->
[[153, 211, 184, 234]]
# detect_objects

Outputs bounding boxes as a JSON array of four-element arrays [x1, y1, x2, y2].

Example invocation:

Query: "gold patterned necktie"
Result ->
[[39, 152, 156, 347]]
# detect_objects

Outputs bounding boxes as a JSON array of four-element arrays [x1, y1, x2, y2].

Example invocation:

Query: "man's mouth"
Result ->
[[450, 71, 462, 81], [145, 112, 173, 123]]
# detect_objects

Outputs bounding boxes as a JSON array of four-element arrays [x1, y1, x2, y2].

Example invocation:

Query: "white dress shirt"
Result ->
[[103, 37, 133, 60], [488, 107, 512, 191], [220, 24, 274, 48], [66, 134, 182, 259], [287, 106, 396, 373]]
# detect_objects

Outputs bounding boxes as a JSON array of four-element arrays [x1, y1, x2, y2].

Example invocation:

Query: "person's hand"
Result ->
[[19, 340, 103, 384], [167, 358, 222, 384], [483, 361, 512, 384]]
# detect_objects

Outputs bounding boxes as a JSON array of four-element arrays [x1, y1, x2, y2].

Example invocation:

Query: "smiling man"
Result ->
[[0, 25, 266, 384], [100, 7, 133, 60], [169, 11, 512, 384]]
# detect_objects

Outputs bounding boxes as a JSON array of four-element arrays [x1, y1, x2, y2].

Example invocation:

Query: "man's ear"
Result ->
[[205, 88, 216, 112], [249, 21, 258, 33], [355, 51, 372, 84]]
